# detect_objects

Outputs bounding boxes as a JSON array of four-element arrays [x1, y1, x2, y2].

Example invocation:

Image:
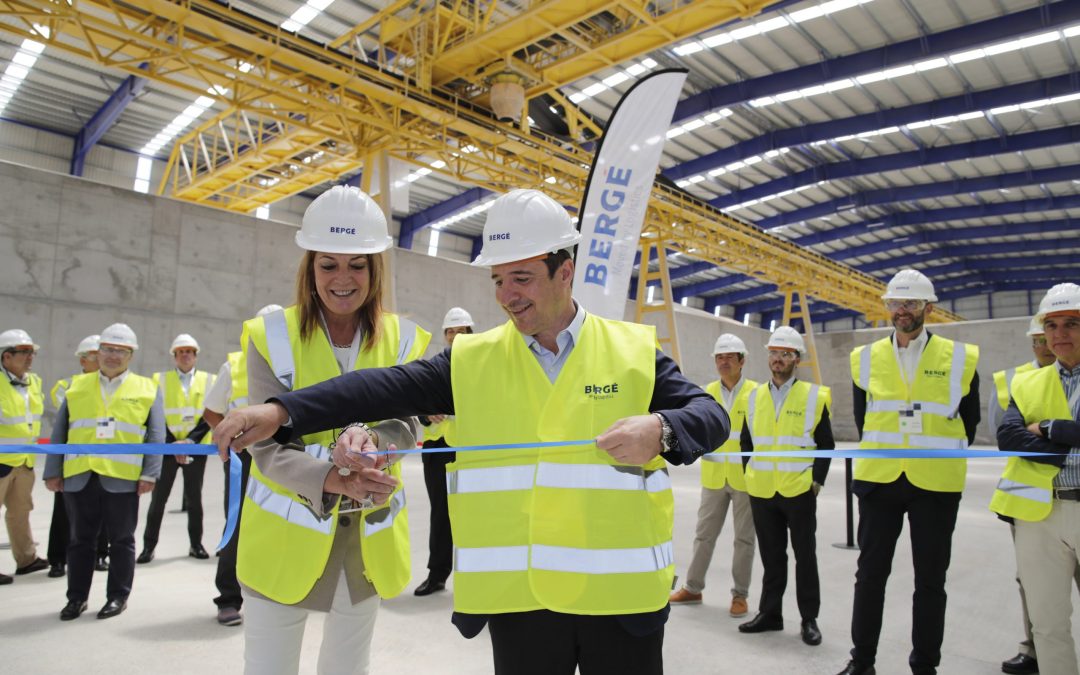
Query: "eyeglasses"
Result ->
[[1032, 337, 1048, 347], [7, 347, 36, 356], [98, 346, 132, 356], [768, 350, 798, 361], [884, 299, 927, 312]]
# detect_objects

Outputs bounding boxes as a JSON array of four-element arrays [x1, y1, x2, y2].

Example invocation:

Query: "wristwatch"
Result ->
[[653, 413, 678, 454], [1039, 419, 1052, 439]]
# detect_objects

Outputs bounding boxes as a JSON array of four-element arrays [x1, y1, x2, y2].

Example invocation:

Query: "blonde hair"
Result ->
[[295, 250, 384, 350]]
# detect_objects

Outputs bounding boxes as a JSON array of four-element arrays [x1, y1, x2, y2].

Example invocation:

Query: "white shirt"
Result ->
[[522, 301, 586, 384], [769, 376, 797, 419], [720, 376, 745, 411], [892, 329, 929, 385], [175, 367, 193, 397], [203, 360, 233, 415], [99, 369, 129, 400]]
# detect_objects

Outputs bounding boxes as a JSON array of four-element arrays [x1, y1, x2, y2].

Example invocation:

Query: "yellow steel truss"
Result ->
[[0, 0, 962, 324]]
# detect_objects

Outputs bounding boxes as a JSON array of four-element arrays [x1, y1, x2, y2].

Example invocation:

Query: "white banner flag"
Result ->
[[573, 69, 688, 320]]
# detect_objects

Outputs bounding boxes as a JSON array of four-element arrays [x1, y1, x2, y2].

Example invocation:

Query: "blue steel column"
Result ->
[[70, 74, 145, 176]]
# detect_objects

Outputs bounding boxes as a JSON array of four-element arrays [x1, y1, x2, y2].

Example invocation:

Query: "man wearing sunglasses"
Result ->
[[837, 269, 981, 675], [0, 329, 48, 585]]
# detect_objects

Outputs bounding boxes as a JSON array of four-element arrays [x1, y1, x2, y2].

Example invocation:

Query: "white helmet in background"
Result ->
[[0, 329, 39, 352], [1025, 316, 1044, 337], [767, 326, 805, 356], [442, 307, 475, 330], [100, 323, 138, 351], [170, 333, 200, 354], [882, 269, 937, 302], [472, 189, 580, 267], [296, 185, 392, 254], [712, 333, 747, 356], [257, 304, 284, 317], [75, 334, 100, 357], [1035, 283, 1080, 324]]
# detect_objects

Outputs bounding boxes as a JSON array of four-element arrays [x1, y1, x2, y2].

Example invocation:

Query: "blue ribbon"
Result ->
[[220, 450, 241, 552]]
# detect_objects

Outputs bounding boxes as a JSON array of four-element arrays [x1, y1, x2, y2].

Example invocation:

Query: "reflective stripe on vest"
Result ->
[[860, 430, 966, 450], [448, 465, 536, 494], [994, 477, 1051, 505], [748, 459, 814, 474], [453, 542, 675, 575], [245, 474, 333, 535], [364, 489, 407, 537], [69, 417, 146, 437], [859, 341, 968, 420], [455, 546, 530, 573], [536, 463, 671, 493], [0, 413, 40, 425], [0, 437, 34, 445], [702, 453, 742, 464]]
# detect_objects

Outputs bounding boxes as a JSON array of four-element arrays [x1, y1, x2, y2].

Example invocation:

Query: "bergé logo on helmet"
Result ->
[[329, 227, 356, 234], [489, 232, 511, 241]]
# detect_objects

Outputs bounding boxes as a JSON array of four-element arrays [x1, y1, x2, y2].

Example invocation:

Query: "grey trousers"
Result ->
[[683, 484, 756, 597], [1011, 518, 1080, 662]]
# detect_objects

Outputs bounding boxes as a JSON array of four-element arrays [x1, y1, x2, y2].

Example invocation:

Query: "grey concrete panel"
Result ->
[[58, 183, 154, 260], [0, 166, 62, 244], [0, 235, 55, 299], [51, 245, 149, 307], [174, 266, 254, 322], [178, 206, 256, 275]]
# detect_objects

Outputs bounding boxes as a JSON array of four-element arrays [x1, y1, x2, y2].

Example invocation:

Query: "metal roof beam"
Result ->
[[671, 1, 1080, 125], [398, 187, 493, 250], [70, 73, 145, 176]]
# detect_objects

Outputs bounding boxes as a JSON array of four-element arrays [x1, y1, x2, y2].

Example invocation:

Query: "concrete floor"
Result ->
[[3, 445, 1078, 674]]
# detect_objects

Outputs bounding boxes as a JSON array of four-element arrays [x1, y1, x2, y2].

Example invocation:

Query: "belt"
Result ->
[[1053, 488, 1080, 501]]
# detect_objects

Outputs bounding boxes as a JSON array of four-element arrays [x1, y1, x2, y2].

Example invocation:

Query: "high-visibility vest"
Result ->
[[989, 366, 1070, 521], [850, 335, 978, 492], [239, 306, 430, 604], [743, 380, 829, 498], [701, 378, 758, 491], [448, 315, 671, 616], [993, 361, 1038, 411], [50, 378, 70, 409], [226, 351, 247, 410], [0, 373, 43, 468], [152, 369, 214, 441], [63, 372, 157, 481], [423, 416, 456, 445]]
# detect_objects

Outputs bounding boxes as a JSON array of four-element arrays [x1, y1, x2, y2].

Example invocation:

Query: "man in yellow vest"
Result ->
[[216, 188, 729, 674], [837, 269, 980, 675], [736, 326, 832, 647], [47, 334, 111, 579], [138, 333, 214, 564], [994, 282, 1080, 675], [670, 333, 758, 618], [201, 303, 281, 627], [0, 329, 48, 585], [415, 306, 475, 598], [991, 316, 1069, 675], [44, 322, 164, 621]]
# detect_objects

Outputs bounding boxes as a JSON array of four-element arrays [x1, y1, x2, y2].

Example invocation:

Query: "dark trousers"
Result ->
[[750, 490, 820, 621], [488, 610, 664, 675], [214, 450, 251, 609], [421, 441, 454, 582], [63, 474, 138, 602], [143, 454, 206, 549], [850, 475, 961, 674], [48, 491, 108, 565]]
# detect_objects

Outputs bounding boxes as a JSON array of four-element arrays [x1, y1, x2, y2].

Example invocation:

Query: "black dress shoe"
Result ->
[[0, 572, 12, 585], [136, 549, 154, 564], [95, 556, 110, 571], [801, 619, 822, 646], [836, 661, 875, 675], [97, 598, 127, 619], [47, 563, 66, 578], [15, 557, 48, 575], [414, 578, 446, 596], [1001, 653, 1038, 675], [60, 600, 87, 621], [738, 612, 783, 633], [189, 544, 209, 560]]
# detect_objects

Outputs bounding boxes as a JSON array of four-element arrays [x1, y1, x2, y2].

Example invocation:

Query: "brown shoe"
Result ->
[[730, 596, 749, 617], [669, 588, 702, 605]]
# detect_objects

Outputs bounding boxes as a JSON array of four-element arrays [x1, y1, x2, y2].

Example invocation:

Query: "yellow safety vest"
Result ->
[[701, 378, 758, 491], [227, 351, 248, 410], [449, 315, 671, 616], [744, 380, 829, 498], [989, 366, 1070, 521], [423, 416, 457, 446], [64, 372, 157, 481], [50, 378, 70, 409], [239, 306, 431, 604], [850, 335, 979, 492], [993, 361, 1038, 410], [0, 373, 43, 468], [153, 369, 214, 441]]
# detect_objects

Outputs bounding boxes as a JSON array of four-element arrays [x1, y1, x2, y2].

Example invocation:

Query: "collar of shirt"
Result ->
[[523, 300, 586, 359], [2, 365, 27, 387], [769, 376, 798, 418], [1055, 360, 1080, 380], [175, 368, 193, 384], [99, 369, 129, 399], [720, 376, 744, 409], [891, 328, 929, 383]]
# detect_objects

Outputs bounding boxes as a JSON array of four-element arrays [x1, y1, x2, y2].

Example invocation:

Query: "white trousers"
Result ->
[[242, 572, 381, 675]]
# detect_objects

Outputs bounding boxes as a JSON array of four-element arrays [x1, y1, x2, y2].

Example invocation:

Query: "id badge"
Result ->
[[182, 410, 196, 424], [899, 404, 923, 435], [96, 417, 117, 440]]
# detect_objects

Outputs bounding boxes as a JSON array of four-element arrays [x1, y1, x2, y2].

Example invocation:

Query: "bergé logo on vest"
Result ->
[[922, 369, 948, 378], [783, 409, 805, 418], [584, 383, 619, 400]]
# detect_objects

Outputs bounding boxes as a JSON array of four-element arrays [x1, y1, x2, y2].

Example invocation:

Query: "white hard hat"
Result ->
[[100, 323, 139, 351], [471, 189, 581, 267], [767, 326, 805, 355], [170, 333, 200, 354], [257, 303, 283, 317], [1025, 316, 1044, 337], [1035, 283, 1080, 324], [0, 329, 39, 352], [882, 269, 937, 302], [713, 333, 747, 356], [295, 185, 392, 255], [442, 307, 475, 330], [75, 334, 100, 357]]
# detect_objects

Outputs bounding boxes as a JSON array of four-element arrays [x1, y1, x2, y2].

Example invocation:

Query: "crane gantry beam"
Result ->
[[0, 0, 962, 323]]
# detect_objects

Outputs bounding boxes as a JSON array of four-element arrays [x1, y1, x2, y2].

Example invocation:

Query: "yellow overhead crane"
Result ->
[[0, 0, 962, 325]]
